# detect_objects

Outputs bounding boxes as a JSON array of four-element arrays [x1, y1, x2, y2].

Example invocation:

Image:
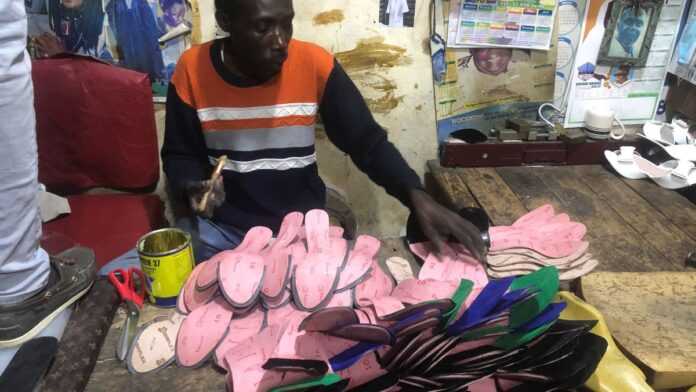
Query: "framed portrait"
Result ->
[[597, 0, 663, 67]]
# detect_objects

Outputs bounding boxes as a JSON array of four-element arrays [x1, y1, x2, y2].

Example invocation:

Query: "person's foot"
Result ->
[[0, 247, 96, 348]]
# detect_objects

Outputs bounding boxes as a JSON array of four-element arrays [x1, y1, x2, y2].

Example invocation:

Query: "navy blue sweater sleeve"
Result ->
[[161, 83, 211, 191], [319, 60, 423, 208]]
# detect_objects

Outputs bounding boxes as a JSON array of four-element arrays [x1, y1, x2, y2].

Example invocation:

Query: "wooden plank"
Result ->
[[582, 272, 696, 389], [497, 166, 659, 272], [621, 177, 696, 243], [427, 160, 479, 210], [575, 165, 689, 270], [536, 166, 670, 272], [457, 168, 528, 226]]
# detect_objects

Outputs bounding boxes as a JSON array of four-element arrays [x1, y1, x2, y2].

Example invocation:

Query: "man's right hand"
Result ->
[[187, 177, 225, 218]]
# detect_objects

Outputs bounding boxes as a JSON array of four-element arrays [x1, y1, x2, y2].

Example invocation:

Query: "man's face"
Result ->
[[217, 0, 294, 82], [61, 0, 84, 9], [616, 8, 644, 54], [470, 48, 513, 76]]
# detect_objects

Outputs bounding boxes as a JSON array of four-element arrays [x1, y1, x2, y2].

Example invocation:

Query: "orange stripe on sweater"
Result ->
[[201, 116, 317, 131]]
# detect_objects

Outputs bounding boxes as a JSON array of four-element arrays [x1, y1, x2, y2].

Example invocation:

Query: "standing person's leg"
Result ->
[[0, 0, 49, 306], [0, 0, 95, 348]]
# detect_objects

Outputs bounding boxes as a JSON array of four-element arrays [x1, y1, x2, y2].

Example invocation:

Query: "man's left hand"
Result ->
[[409, 189, 486, 262]]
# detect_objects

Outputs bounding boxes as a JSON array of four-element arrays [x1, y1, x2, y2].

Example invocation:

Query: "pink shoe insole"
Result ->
[[391, 278, 459, 304], [489, 225, 586, 258], [417, 243, 488, 288], [218, 252, 266, 308], [267, 304, 308, 329], [273, 211, 304, 249], [468, 377, 522, 392], [329, 237, 349, 270], [372, 296, 405, 319], [330, 226, 344, 238], [271, 312, 312, 360], [289, 241, 308, 269], [223, 324, 284, 392], [355, 309, 371, 324], [354, 262, 395, 307], [305, 209, 330, 254], [176, 297, 233, 368], [177, 283, 189, 315], [258, 212, 301, 298], [127, 313, 185, 374], [299, 307, 358, 332], [512, 204, 555, 228], [291, 253, 340, 311], [326, 289, 354, 308], [337, 235, 381, 291], [262, 288, 292, 309], [491, 221, 586, 243], [214, 308, 265, 365], [260, 248, 292, 300], [338, 352, 387, 389], [488, 241, 589, 265], [488, 253, 592, 272], [196, 226, 272, 290], [182, 263, 218, 312]]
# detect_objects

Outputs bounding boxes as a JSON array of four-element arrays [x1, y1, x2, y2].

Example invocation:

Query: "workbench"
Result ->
[[84, 162, 696, 391], [427, 161, 695, 272]]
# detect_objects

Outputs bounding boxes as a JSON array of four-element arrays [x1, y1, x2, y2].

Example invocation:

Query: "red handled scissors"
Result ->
[[108, 268, 147, 361]]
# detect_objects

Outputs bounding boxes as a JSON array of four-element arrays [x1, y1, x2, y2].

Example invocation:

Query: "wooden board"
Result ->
[[582, 272, 696, 389], [621, 177, 696, 243], [426, 161, 478, 210], [456, 168, 528, 226], [575, 165, 692, 269], [496, 166, 659, 272]]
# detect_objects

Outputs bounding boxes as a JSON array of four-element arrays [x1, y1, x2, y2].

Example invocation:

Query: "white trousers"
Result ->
[[0, 0, 50, 305]]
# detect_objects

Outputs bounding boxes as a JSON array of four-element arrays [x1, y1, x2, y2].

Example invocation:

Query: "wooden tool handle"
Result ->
[[199, 155, 227, 212]]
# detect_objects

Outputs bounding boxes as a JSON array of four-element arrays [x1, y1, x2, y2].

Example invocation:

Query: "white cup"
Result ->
[[618, 146, 635, 162], [584, 107, 626, 140]]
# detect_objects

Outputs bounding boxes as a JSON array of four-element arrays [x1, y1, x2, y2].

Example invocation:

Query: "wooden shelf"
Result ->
[[441, 137, 641, 167]]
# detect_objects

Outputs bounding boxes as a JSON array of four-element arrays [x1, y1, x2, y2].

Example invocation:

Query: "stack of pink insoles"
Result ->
[[125, 209, 490, 390], [485, 204, 598, 280]]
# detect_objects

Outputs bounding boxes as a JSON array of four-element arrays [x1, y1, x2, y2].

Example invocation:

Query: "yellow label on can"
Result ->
[[139, 244, 194, 303]]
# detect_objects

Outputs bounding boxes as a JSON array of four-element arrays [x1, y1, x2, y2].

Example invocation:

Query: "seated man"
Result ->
[[162, 0, 485, 262]]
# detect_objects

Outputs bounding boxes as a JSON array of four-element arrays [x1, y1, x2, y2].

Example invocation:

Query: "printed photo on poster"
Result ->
[[596, 0, 662, 66], [27, 0, 193, 100], [608, 6, 652, 57], [380, 0, 416, 27]]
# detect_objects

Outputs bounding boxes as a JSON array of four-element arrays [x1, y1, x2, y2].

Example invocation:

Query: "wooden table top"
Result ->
[[427, 161, 696, 272]]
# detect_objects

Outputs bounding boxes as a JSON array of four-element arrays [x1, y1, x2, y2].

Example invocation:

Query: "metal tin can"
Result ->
[[137, 228, 194, 307]]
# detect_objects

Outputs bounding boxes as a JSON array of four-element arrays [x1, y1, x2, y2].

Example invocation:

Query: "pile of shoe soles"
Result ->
[[482, 204, 598, 281], [124, 209, 607, 391]]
